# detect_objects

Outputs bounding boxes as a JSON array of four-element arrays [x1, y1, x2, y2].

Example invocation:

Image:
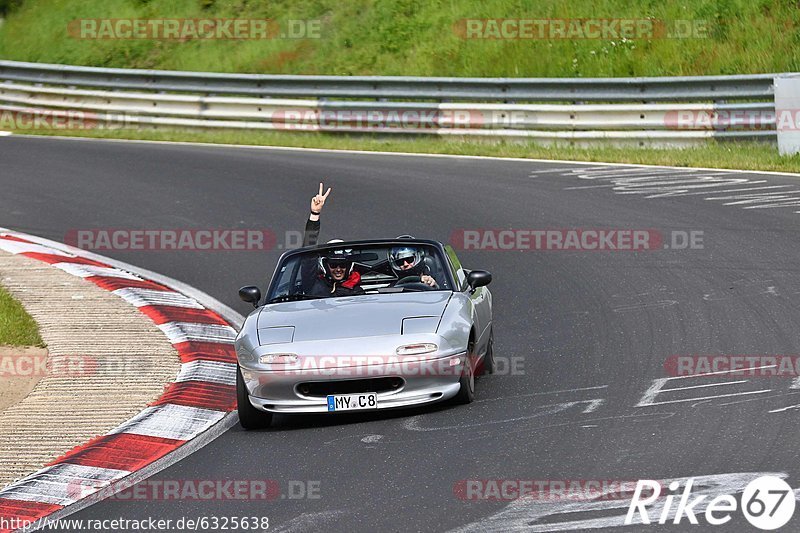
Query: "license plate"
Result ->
[[326, 392, 378, 412]]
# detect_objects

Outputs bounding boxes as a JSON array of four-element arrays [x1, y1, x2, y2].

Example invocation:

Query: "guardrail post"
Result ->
[[775, 74, 800, 156]]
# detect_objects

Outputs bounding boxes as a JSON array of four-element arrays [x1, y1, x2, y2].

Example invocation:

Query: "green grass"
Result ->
[[0, 284, 44, 347], [0, 0, 799, 76], [9, 127, 800, 174]]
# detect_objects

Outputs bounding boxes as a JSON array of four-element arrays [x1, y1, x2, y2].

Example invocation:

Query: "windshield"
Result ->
[[266, 243, 453, 301]]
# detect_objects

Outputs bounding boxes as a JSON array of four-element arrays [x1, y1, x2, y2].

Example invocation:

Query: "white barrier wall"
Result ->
[[775, 75, 800, 155]]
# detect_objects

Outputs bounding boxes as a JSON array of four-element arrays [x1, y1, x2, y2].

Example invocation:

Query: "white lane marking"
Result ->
[[704, 185, 796, 197], [157, 321, 237, 344], [447, 472, 787, 532], [564, 184, 618, 190], [614, 176, 753, 195], [636, 369, 776, 407], [0, 131, 11, 136], [642, 184, 794, 198], [113, 287, 204, 309], [658, 380, 749, 392], [528, 166, 608, 175], [0, 463, 129, 506], [109, 404, 226, 441], [712, 391, 800, 407], [570, 166, 683, 177], [176, 360, 236, 386], [612, 301, 677, 313], [53, 262, 141, 280], [360, 435, 384, 443], [639, 389, 770, 407], [12, 132, 800, 178], [580, 399, 604, 413], [476, 385, 608, 403], [403, 399, 606, 432], [559, 165, 800, 212], [769, 403, 800, 413], [668, 364, 777, 380]]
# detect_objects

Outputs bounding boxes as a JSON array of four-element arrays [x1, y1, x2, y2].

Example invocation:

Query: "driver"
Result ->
[[389, 246, 438, 288]]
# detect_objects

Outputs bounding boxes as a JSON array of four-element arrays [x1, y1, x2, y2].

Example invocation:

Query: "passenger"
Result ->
[[301, 183, 364, 296], [310, 248, 365, 296]]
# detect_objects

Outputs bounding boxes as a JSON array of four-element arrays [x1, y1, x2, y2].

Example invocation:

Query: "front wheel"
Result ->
[[454, 342, 476, 404], [237, 366, 273, 429]]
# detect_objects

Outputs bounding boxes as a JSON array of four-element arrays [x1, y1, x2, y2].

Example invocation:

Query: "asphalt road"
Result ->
[[3, 135, 800, 532]]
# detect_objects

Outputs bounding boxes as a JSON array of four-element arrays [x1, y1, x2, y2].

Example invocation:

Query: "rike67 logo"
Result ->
[[627, 476, 795, 530]]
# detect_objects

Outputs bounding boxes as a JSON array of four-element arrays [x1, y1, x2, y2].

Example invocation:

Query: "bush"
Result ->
[[0, 0, 23, 17]]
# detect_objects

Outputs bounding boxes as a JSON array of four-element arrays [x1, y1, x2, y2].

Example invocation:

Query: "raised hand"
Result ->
[[311, 182, 332, 214]]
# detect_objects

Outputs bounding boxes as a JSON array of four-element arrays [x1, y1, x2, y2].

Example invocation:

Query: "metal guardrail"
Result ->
[[0, 60, 777, 101], [0, 59, 789, 147]]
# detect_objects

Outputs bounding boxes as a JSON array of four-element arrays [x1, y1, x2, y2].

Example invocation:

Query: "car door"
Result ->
[[445, 245, 492, 350]]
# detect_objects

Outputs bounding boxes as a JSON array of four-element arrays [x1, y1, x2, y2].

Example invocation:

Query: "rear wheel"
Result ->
[[237, 366, 273, 429], [454, 339, 476, 404], [480, 330, 495, 376]]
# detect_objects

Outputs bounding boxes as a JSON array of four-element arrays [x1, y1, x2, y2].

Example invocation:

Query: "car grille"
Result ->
[[296, 377, 404, 397]]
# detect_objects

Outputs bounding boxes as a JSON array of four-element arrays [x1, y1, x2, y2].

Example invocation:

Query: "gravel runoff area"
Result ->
[[0, 249, 181, 487]]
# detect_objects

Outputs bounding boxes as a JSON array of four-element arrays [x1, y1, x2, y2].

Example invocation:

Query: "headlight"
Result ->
[[396, 343, 438, 356], [259, 353, 299, 364]]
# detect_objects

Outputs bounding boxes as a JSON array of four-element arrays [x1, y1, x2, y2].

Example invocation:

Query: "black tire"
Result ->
[[480, 330, 495, 376], [454, 339, 476, 404], [237, 365, 273, 429]]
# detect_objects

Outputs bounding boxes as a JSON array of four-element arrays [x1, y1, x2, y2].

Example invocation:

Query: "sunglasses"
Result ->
[[394, 256, 415, 267], [328, 260, 348, 269]]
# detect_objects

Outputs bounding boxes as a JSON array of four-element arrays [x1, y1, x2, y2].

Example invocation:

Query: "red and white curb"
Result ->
[[0, 230, 243, 532]]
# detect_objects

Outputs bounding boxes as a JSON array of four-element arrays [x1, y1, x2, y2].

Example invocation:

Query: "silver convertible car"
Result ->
[[234, 238, 493, 429]]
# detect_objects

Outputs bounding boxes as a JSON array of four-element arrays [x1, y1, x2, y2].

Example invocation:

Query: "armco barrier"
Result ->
[[0, 59, 795, 148]]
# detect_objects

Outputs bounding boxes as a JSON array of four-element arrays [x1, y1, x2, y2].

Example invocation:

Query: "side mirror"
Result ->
[[238, 286, 262, 307], [467, 270, 492, 291]]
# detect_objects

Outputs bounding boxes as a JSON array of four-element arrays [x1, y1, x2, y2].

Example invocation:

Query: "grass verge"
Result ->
[[0, 0, 799, 77], [0, 284, 44, 347], [7, 128, 800, 174]]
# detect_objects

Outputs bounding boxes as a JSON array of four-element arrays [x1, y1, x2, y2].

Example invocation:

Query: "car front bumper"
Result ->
[[240, 352, 466, 414]]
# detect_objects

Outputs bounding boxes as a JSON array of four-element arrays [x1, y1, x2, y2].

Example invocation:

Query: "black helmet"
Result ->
[[319, 248, 354, 279]]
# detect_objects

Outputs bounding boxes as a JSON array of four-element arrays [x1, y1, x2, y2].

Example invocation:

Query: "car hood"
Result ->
[[256, 292, 452, 343]]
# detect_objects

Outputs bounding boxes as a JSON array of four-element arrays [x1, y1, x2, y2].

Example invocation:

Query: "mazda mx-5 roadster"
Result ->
[[234, 237, 493, 429]]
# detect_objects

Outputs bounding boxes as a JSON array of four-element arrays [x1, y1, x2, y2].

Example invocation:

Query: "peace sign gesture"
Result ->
[[310, 182, 332, 214]]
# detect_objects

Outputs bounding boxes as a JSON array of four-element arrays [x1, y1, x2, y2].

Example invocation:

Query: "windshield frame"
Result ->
[[263, 238, 457, 304]]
